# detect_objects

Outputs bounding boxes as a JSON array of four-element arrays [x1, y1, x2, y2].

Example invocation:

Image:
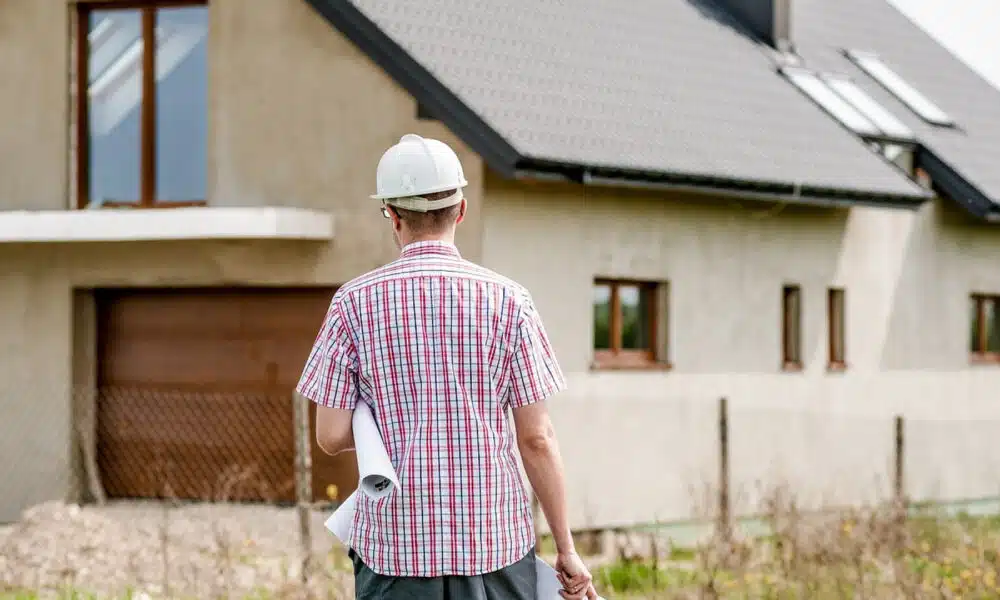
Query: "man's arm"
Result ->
[[507, 295, 596, 598], [315, 406, 355, 456], [513, 402, 573, 553], [506, 294, 574, 550], [296, 298, 360, 456]]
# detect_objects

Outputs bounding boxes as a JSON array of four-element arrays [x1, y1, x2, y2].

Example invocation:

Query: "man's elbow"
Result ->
[[518, 425, 557, 455], [317, 430, 351, 456]]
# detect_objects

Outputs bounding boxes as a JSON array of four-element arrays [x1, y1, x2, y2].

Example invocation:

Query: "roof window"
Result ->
[[781, 67, 915, 142], [844, 50, 954, 126]]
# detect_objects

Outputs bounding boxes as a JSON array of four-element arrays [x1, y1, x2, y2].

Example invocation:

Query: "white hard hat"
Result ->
[[371, 134, 469, 212]]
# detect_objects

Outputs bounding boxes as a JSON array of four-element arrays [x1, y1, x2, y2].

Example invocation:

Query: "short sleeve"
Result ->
[[507, 293, 567, 408], [296, 298, 360, 410]]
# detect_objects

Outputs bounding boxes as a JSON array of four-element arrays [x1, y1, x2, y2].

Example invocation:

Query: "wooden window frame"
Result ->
[[970, 294, 1000, 364], [592, 279, 667, 371], [781, 284, 802, 371], [75, 0, 208, 210], [827, 287, 846, 370]]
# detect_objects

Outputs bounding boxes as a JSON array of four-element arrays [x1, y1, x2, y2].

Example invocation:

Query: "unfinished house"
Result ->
[[1, 0, 999, 528]]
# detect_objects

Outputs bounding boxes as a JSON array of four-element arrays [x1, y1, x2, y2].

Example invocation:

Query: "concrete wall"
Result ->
[[0, 0, 485, 522], [0, 0, 69, 211], [482, 174, 1000, 529], [0, 251, 73, 520]]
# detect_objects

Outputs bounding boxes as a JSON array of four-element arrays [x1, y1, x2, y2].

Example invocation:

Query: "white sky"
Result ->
[[886, 0, 1000, 91]]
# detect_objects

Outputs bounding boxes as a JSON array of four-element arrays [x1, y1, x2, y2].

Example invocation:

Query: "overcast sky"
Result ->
[[886, 0, 1000, 90]]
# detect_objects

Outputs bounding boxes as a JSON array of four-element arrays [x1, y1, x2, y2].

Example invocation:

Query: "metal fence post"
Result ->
[[718, 397, 731, 543], [893, 414, 906, 529]]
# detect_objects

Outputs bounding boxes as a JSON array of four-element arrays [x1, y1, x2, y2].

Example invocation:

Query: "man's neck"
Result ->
[[399, 233, 455, 248]]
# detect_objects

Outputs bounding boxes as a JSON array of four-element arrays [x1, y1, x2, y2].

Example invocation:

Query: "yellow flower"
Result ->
[[961, 569, 972, 579]]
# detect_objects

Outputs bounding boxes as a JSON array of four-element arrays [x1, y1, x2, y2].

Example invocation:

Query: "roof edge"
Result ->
[[917, 150, 999, 221], [304, 0, 933, 211], [514, 159, 931, 210], [303, 0, 522, 175]]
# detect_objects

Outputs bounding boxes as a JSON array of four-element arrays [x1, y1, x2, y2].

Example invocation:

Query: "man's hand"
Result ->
[[555, 551, 598, 600]]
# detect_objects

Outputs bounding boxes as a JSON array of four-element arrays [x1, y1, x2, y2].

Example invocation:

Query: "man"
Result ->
[[297, 134, 597, 600]]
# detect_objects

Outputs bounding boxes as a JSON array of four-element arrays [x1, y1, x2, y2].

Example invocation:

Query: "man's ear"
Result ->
[[388, 206, 403, 232], [456, 198, 467, 225]]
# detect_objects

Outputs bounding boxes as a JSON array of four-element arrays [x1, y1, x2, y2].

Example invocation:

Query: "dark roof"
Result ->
[[306, 0, 930, 207], [794, 0, 1000, 219]]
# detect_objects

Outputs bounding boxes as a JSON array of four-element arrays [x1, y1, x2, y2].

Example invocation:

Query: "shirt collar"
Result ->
[[400, 240, 461, 259]]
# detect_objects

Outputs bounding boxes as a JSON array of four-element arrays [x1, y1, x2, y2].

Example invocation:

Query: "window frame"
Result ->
[[75, 0, 209, 210], [970, 294, 1000, 364], [592, 278, 666, 370], [781, 284, 803, 371], [827, 287, 846, 370]]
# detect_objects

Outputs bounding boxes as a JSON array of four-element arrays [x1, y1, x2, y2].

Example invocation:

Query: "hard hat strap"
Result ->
[[385, 189, 463, 213]]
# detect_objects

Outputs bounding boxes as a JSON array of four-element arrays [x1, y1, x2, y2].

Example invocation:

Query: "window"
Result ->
[[783, 67, 880, 137], [781, 67, 915, 142], [782, 285, 802, 370], [844, 50, 954, 127], [827, 288, 846, 369], [820, 74, 914, 141], [970, 295, 1000, 362], [77, 1, 208, 209], [592, 279, 667, 369]]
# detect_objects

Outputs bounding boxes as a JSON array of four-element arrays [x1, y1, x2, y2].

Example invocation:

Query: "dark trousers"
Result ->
[[350, 548, 538, 600]]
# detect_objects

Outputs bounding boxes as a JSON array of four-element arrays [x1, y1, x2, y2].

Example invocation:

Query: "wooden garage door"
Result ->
[[96, 288, 358, 503]]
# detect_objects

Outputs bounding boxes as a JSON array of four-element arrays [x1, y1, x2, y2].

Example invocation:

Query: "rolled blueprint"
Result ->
[[352, 401, 399, 498], [323, 402, 604, 600]]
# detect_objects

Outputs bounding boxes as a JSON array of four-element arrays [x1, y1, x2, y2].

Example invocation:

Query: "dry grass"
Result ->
[[4, 485, 1000, 599], [590, 488, 1000, 599]]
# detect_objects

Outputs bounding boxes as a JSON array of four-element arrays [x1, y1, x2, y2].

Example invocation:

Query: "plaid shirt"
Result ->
[[297, 240, 566, 577]]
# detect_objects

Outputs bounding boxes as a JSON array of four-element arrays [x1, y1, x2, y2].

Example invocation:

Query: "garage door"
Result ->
[[96, 288, 358, 503]]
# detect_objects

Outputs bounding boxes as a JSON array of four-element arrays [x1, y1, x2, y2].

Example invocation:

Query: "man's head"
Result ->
[[382, 190, 467, 248], [370, 134, 469, 249]]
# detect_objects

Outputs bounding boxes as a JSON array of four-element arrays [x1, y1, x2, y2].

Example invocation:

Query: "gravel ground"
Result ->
[[0, 501, 353, 599], [0, 501, 639, 599]]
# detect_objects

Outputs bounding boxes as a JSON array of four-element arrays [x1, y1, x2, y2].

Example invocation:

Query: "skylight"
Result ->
[[820, 74, 914, 141], [844, 50, 954, 126], [782, 67, 880, 137], [781, 66, 918, 144]]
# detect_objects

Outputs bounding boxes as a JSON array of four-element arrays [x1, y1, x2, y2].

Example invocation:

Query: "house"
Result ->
[[1, 0, 999, 528]]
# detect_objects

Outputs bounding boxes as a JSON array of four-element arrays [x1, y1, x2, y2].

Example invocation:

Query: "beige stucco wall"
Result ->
[[0, 251, 73, 519], [482, 175, 1000, 529], [0, 0, 484, 522], [0, 0, 69, 211]]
